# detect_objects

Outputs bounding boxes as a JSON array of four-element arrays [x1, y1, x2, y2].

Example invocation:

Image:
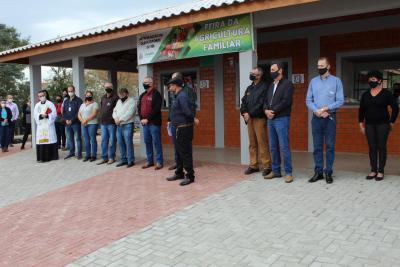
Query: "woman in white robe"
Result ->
[[34, 90, 59, 162]]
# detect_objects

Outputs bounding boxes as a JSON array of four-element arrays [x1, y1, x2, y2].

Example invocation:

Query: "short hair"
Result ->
[[6, 94, 13, 98], [144, 76, 153, 84], [67, 85, 76, 91], [172, 72, 183, 79], [104, 82, 113, 88], [270, 61, 283, 71], [367, 70, 383, 81], [252, 66, 264, 76], [119, 88, 129, 95], [318, 57, 330, 65]]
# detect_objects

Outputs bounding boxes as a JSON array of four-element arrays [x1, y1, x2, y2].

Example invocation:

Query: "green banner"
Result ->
[[137, 14, 253, 65]]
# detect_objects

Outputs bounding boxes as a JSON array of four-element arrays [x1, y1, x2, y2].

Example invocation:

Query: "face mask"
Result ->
[[270, 71, 280, 80], [318, 68, 328, 76], [105, 88, 113, 94], [249, 74, 256, 81], [121, 96, 128, 102], [68, 92, 75, 97], [39, 96, 46, 102], [56, 99, 62, 103], [143, 83, 151, 90], [368, 81, 380, 89], [85, 96, 93, 102]]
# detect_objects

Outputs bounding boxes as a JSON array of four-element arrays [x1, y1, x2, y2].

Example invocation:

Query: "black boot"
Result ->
[[325, 173, 333, 184], [308, 172, 324, 183]]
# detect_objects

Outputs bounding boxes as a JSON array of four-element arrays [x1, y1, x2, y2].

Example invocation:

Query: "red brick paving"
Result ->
[[0, 142, 31, 158], [0, 160, 246, 266]]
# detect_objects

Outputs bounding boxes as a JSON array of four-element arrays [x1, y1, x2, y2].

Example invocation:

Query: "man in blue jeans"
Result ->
[[306, 57, 344, 184], [63, 86, 83, 160], [97, 82, 119, 165], [263, 62, 294, 183], [113, 88, 136, 168], [138, 77, 164, 170]]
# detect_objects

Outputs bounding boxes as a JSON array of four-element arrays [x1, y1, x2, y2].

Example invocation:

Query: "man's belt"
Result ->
[[174, 123, 193, 128]]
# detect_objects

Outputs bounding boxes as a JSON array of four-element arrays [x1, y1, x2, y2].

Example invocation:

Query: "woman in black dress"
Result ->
[[358, 70, 399, 181]]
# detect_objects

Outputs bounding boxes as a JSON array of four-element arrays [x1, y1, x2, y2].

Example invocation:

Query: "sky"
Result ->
[[2, 0, 191, 43]]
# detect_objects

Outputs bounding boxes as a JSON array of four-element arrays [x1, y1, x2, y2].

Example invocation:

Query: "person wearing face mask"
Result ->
[[78, 91, 99, 162], [263, 62, 295, 183], [62, 85, 83, 160], [359, 70, 398, 181], [54, 95, 66, 150], [306, 57, 344, 184], [5, 95, 19, 147], [240, 67, 272, 176], [20, 99, 32, 150], [0, 99, 12, 152], [33, 90, 59, 162], [138, 76, 164, 170], [97, 82, 119, 165], [112, 88, 136, 168]]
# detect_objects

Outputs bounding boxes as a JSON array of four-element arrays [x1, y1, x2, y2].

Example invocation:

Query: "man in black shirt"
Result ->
[[240, 67, 271, 176]]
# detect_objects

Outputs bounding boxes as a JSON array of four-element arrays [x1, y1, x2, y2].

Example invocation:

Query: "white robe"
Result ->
[[34, 100, 57, 145]]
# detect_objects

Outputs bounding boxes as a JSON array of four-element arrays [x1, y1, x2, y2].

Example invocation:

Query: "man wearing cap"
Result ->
[[166, 77, 195, 186]]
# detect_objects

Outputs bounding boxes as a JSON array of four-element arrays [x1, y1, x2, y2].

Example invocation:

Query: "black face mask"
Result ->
[[56, 99, 62, 103], [143, 83, 151, 90], [369, 81, 380, 89], [121, 96, 128, 102], [105, 88, 113, 94], [270, 71, 280, 80], [318, 68, 328, 76], [249, 74, 256, 81], [85, 96, 93, 102]]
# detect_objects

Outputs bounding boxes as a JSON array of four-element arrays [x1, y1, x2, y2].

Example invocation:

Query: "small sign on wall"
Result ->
[[292, 74, 304, 84], [199, 80, 209, 89]]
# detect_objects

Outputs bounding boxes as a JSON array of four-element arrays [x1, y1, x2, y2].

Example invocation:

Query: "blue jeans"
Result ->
[[143, 124, 163, 165], [0, 125, 10, 149], [312, 114, 336, 175], [82, 124, 98, 159], [117, 123, 134, 164], [171, 124, 192, 164], [101, 124, 117, 161], [268, 116, 292, 175], [66, 123, 82, 157]]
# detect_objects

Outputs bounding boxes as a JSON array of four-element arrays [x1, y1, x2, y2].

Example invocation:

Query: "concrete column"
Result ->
[[138, 64, 153, 157], [307, 34, 320, 152], [239, 50, 257, 165], [108, 70, 118, 90], [214, 55, 224, 148], [72, 57, 85, 97], [29, 64, 42, 149]]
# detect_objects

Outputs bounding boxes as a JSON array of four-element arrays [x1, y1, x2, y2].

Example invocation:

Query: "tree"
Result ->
[[44, 67, 72, 100]]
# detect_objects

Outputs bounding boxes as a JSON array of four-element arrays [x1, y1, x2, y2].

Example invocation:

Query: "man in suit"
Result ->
[[263, 62, 294, 183]]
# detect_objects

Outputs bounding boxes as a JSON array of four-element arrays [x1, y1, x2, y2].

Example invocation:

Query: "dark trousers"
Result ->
[[0, 125, 10, 149], [55, 122, 66, 148], [8, 121, 15, 144], [21, 124, 31, 147], [365, 123, 390, 173], [175, 125, 195, 180], [171, 125, 192, 164]]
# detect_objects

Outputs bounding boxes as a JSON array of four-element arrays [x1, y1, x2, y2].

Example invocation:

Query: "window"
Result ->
[[159, 69, 200, 109]]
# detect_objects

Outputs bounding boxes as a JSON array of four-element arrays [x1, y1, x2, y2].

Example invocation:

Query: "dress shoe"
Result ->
[[180, 178, 194, 186], [366, 172, 377, 180], [375, 173, 384, 181], [155, 164, 163, 170], [127, 162, 135, 168], [89, 157, 97, 162], [10, 144, 14, 147], [325, 173, 333, 184], [262, 168, 272, 176], [244, 167, 259, 175], [83, 158, 89, 162], [107, 159, 116, 165], [308, 173, 324, 183], [116, 162, 128, 167], [2, 148, 9, 152], [21, 145, 25, 150], [97, 159, 108, 165], [168, 164, 177, 170], [166, 174, 184, 181], [142, 162, 154, 169], [264, 172, 282, 179], [64, 154, 74, 160], [285, 175, 294, 183], [61, 147, 68, 151]]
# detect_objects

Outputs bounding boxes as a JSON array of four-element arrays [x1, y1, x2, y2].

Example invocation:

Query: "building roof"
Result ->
[[0, 0, 248, 57]]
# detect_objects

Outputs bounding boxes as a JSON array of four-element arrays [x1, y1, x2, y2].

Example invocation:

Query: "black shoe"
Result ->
[[64, 154, 74, 160], [244, 167, 259, 175], [90, 157, 97, 162], [180, 178, 194, 186], [116, 162, 128, 167], [262, 168, 272, 176], [166, 175, 184, 181], [366, 173, 377, 180], [83, 158, 89, 162], [97, 159, 108, 165], [127, 162, 135, 168], [375, 174, 384, 181], [308, 173, 324, 183], [325, 173, 333, 184], [168, 164, 177, 170]]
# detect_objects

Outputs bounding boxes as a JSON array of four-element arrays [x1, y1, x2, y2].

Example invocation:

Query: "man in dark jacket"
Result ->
[[138, 76, 164, 170], [263, 62, 294, 183], [240, 67, 272, 176]]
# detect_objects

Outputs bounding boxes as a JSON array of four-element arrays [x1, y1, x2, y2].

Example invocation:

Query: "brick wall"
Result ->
[[321, 27, 400, 154]]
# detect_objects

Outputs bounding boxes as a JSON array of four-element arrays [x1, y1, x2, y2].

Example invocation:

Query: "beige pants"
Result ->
[[247, 117, 271, 170]]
